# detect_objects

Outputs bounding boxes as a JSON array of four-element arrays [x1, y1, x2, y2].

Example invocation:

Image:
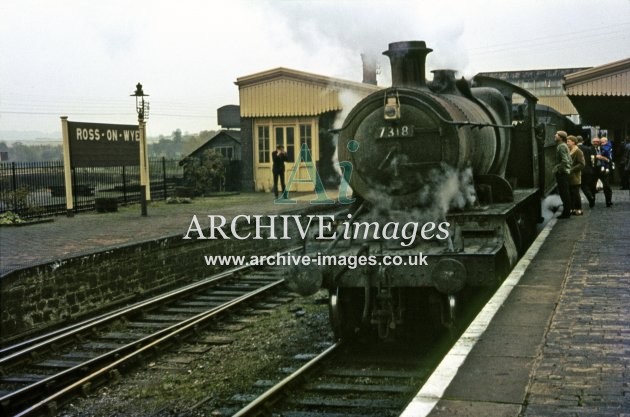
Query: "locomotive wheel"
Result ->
[[329, 287, 372, 342]]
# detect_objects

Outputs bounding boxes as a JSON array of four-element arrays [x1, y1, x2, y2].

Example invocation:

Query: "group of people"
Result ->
[[273, 133, 629, 209], [553, 130, 615, 219]]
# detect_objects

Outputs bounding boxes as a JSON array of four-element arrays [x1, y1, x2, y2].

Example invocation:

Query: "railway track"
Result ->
[[0, 261, 294, 417], [222, 340, 437, 417], [212, 289, 494, 417]]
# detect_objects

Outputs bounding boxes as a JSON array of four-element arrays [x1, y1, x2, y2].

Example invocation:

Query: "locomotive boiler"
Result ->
[[291, 41, 554, 340]]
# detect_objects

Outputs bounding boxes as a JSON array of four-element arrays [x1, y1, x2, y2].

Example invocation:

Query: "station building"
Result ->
[[478, 67, 589, 124], [563, 57, 630, 143], [479, 59, 630, 145], [181, 105, 243, 192], [234, 67, 379, 193], [182, 129, 242, 192]]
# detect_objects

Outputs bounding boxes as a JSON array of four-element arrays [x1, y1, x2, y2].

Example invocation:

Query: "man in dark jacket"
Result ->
[[577, 136, 595, 207], [272, 145, 288, 199]]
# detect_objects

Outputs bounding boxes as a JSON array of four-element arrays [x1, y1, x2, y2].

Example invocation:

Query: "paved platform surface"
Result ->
[[0, 192, 326, 276], [424, 187, 629, 416]]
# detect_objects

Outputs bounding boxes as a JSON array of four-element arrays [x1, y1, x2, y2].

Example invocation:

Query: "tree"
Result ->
[[0, 141, 62, 162], [181, 149, 226, 195], [172, 129, 183, 145]]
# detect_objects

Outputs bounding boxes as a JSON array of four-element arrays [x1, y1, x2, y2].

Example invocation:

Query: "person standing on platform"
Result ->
[[600, 136, 613, 156], [592, 137, 614, 207], [553, 130, 572, 219], [600, 136, 615, 183], [567, 135, 585, 215], [577, 136, 595, 208], [272, 145, 288, 199], [591, 137, 601, 197]]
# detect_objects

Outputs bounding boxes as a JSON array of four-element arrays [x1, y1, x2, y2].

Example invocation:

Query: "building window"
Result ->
[[258, 125, 269, 163], [299, 124, 312, 162], [257, 120, 315, 165], [275, 127, 284, 150], [274, 126, 295, 161], [286, 127, 295, 161], [215, 146, 234, 160]]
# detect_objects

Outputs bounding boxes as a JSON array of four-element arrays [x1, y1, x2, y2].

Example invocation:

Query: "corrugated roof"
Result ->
[[564, 58, 630, 97], [235, 67, 380, 118], [235, 67, 379, 91]]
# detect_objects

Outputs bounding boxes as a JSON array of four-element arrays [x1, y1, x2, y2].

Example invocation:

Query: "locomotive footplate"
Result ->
[[323, 188, 541, 294], [327, 245, 502, 292]]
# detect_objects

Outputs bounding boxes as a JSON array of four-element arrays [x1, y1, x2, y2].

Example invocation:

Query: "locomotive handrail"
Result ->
[[407, 96, 514, 130], [449, 120, 513, 129]]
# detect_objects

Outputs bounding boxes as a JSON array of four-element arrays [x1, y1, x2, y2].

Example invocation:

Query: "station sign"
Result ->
[[67, 121, 140, 167]]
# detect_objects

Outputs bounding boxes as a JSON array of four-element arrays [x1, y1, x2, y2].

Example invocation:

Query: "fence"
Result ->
[[0, 158, 184, 218]]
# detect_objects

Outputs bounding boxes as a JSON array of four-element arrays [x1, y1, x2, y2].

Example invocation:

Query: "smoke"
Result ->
[[266, 1, 474, 196], [333, 90, 370, 130], [540, 194, 562, 229], [440, 165, 478, 211], [265, 0, 470, 86], [364, 164, 478, 227], [263, 1, 480, 216]]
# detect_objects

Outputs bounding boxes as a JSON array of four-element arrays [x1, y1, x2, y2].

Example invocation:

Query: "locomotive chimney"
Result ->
[[383, 41, 432, 88], [361, 53, 378, 85]]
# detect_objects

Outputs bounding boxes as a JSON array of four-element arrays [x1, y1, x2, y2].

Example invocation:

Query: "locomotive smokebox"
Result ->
[[383, 41, 433, 89]]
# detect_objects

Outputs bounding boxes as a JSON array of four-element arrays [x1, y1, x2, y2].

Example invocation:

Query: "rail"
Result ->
[[0, 248, 300, 416], [231, 342, 342, 417]]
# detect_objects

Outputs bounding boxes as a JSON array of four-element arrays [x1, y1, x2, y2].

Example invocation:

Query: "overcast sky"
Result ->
[[1, 0, 628, 140]]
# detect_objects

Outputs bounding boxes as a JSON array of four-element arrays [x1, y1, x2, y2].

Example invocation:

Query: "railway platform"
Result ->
[[0, 192, 324, 277], [403, 187, 630, 417]]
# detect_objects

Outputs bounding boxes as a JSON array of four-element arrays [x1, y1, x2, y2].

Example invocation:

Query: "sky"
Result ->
[[1, 0, 629, 141]]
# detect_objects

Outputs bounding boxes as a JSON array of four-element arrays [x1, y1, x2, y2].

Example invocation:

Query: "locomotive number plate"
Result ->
[[377, 125, 414, 139]]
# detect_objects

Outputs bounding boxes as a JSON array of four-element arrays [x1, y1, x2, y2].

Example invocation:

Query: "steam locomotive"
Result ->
[[290, 41, 573, 340]]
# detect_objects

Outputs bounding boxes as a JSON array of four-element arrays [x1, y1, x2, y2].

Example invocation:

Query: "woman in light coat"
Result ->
[[567, 136, 585, 215]]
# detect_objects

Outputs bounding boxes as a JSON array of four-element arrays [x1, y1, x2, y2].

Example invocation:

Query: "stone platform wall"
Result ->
[[0, 220, 306, 343]]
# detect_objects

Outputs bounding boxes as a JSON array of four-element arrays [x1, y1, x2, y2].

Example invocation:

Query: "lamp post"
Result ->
[[131, 83, 150, 216]]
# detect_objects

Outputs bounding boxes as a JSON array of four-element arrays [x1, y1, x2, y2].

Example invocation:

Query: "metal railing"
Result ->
[[0, 158, 184, 218]]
